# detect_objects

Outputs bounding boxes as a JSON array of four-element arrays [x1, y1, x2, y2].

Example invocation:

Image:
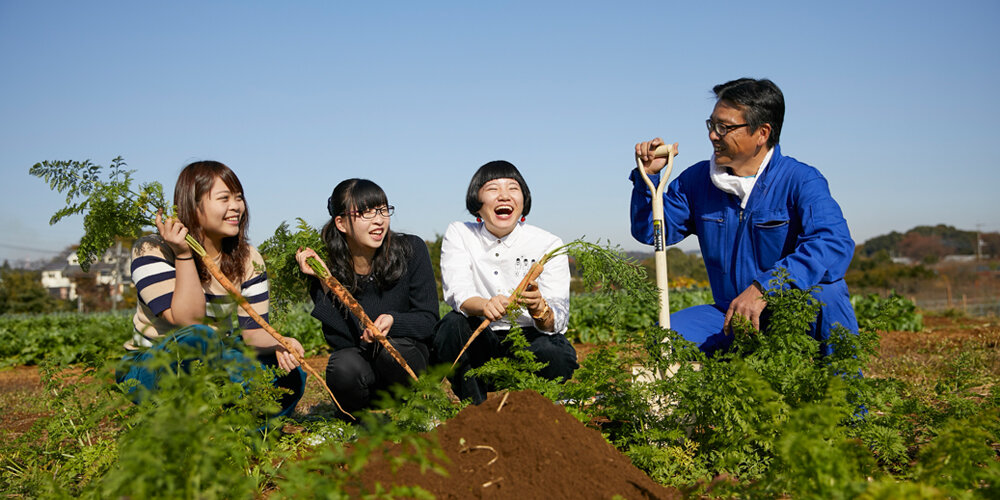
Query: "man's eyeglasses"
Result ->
[[706, 119, 749, 137], [348, 206, 395, 220]]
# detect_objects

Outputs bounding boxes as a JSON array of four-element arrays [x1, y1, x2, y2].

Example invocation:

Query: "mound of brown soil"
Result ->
[[360, 390, 680, 499]]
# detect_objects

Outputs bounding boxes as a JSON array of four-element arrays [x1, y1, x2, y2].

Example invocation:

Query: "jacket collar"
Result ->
[[743, 144, 782, 210]]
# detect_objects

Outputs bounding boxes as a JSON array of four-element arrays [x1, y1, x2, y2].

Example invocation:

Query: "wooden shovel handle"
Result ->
[[652, 142, 678, 158], [634, 141, 678, 330], [636, 142, 679, 196]]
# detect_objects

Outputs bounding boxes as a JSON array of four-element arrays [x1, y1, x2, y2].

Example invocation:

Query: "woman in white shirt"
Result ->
[[433, 160, 578, 404]]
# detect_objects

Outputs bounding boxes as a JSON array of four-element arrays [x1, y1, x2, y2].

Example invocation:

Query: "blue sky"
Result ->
[[2, 1, 998, 265]]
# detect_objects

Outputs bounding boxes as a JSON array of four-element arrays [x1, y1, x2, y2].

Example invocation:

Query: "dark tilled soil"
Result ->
[[357, 389, 682, 500], [0, 364, 43, 393]]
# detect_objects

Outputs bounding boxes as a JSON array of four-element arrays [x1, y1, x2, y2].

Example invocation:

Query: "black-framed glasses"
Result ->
[[348, 206, 394, 220], [706, 119, 749, 137]]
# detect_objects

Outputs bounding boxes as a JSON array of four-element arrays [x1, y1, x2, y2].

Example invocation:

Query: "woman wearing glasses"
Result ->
[[296, 179, 438, 414]]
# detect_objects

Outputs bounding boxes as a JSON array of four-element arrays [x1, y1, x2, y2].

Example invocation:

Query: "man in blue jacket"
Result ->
[[631, 78, 858, 356]]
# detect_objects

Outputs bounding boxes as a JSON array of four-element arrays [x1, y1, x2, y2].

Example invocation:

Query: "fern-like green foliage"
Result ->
[[755, 378, 878, 499], [561, 342, 651, 432], [912, 408, 1000, 495], [0, 311, 133, 368], [466, 323, 569, 403], [562, 240, 658, 321], [258, 219, 327, 317], [0, 360, 125, 497], [91, 339, 282, 500], [565, 270, 881, 488], [566, 240, 653, 295], [267, 302, 327, 355], [733, 271, 827, 407], [625, 440, 709, 489], [566, 287, 714, 343], [0, 335, 291, 499], [562, 267, 1000, 497], [30, 157, 168, 271], [376, 365, 462, 433]]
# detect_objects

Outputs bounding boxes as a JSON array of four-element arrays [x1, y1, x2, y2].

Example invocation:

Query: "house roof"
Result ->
[[42, 247, 77, 271], [42, 245, 130, 276]]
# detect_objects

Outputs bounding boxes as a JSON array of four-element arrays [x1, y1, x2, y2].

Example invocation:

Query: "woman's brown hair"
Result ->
[[174, 161, 251, 284]]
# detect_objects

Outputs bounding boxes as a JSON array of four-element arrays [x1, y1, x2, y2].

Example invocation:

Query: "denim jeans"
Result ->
[[115, 324, 306, 418]]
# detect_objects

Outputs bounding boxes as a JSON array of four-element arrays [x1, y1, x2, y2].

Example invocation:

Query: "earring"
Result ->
[[520, 216, 526, 222], [476, 217, 482, 223]]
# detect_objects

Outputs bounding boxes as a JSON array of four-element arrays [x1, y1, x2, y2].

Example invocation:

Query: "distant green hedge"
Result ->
[[851, 292, 923, 332], [566, 288, 714, 344], [0, 311, 132, 368], [0, 290, 923, 368], [0, 307, 330, 368]]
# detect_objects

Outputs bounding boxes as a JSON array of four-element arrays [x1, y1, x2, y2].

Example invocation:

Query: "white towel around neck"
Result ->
[[709, 147, 774, 208]]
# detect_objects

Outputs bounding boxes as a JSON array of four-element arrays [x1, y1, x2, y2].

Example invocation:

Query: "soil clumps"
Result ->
[[359, 389, 681, 499]]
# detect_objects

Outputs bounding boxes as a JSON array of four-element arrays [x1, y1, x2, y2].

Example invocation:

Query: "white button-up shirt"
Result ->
[[441, 221, 570, 334]]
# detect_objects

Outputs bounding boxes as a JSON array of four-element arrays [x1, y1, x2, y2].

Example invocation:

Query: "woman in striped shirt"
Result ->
[[118, 161, 306, 418]]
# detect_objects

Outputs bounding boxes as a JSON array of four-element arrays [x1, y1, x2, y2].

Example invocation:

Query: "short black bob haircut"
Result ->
[[465, 160, 532, 218]]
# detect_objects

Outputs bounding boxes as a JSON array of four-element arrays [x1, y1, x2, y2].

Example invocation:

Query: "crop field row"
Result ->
[[1, 289, 997, 498]]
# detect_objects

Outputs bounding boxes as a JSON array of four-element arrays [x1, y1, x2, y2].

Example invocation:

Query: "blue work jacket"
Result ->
[[630, 145, 856, 331]]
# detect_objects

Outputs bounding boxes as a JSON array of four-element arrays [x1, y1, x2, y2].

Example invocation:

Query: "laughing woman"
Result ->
[[432, 160, 578, 405], [296, 179, 438, 415], [119, 161, 306, 418]]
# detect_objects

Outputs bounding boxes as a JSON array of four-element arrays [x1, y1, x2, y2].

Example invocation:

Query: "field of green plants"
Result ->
[[8, 140, 996, 498], [2, 283, 997, 498]]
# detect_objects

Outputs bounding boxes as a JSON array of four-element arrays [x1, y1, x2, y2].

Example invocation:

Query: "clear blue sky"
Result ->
[[2, 1, 998, 265]]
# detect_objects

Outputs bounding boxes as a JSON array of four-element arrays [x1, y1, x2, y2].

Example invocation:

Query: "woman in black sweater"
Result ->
[[296, 179, 438, 414]]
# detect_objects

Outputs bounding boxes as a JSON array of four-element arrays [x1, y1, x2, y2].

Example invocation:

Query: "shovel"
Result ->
[[635, 142, 678, 329]]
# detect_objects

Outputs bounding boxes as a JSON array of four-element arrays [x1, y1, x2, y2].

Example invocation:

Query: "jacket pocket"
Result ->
[[697, 212, 727, 273], [750, 209, 791, 270]]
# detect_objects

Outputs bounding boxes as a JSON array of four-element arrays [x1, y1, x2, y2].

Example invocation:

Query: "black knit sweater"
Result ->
[[309, 234, 439, 350]]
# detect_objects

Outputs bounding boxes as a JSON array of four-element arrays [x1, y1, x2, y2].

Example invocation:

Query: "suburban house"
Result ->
[[41, 244, 132, 301]]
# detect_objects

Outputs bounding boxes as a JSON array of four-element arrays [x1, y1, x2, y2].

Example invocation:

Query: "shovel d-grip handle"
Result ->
[[636, 142, 678, 329]]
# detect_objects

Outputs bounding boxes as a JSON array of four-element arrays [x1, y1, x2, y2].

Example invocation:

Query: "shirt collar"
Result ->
[[477, 221, 523, 248]]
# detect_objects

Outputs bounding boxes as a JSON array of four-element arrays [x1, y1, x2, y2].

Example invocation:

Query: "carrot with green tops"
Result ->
[[186, 239, 353, 419], [29, 158, 355, 420], [447, 238, 655, 370], [449, 248, 551, 369], [304, 256, 419, 381]]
